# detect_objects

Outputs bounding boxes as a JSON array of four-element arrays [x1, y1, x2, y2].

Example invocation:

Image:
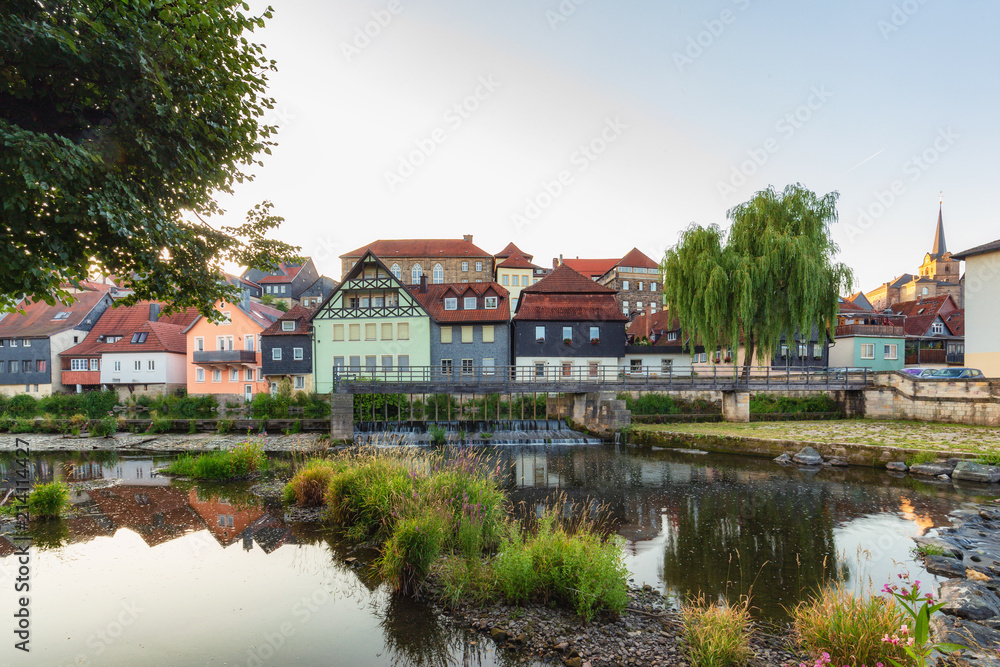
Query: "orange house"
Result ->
[[185, 300, 283, 401]]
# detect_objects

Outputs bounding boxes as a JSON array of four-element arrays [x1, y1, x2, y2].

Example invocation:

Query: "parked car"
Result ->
[[902, 368, 937, 378], [930, 368, 984, 379]]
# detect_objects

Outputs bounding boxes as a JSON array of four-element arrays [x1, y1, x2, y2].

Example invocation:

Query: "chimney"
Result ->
[[645, 304, 652, 341], [149, 303, 160, 322], [420, 275, 428, 293], [463, 234, 473, 243]]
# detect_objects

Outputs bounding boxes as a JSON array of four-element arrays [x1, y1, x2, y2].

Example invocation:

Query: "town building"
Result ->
[[298, 276, 339, 309], [0, 289, 112, 396], [261, 305, 315, 393], [890, 294, 964, 367], [493, 249, 537, 315], [242, 258, 322, 308], [558, 248, 663, 317], [827, 298, 906, 372], [494, 242, 548, 287], [950, 238, 1000, 375], [311, 250, 431, 393], [185, 299, 283, 401], [340, 236, 493, 285], [408, 280, 511, 377], [622, 309, 702, 375], [512, 264, 628, 380]]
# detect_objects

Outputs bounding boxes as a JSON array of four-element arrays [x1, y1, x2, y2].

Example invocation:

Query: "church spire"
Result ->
[[931, 194, 947, 258]]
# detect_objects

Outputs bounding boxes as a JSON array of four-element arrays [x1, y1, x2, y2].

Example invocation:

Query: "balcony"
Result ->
[[193, 350, 257, 364], [61, 370, 100, 386], [835, 324, 904, 338]]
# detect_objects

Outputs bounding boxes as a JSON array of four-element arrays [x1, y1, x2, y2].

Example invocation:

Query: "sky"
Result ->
[[213, 0, 1000, 293]]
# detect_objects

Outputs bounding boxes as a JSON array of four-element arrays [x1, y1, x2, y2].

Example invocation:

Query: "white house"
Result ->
[[99, 321, 189, 396], [953, 238, 1000, 376]]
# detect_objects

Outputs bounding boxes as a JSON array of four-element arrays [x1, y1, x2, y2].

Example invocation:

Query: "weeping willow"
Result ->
[[661, 184, 854, 375]]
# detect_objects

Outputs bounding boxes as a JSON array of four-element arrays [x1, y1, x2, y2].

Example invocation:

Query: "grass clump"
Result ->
[[681, 596, 753, 667], [165, 440, 269, 480], [148, 417, 173, 434], [750, 393, 838, 414], [906, 451, 938, 467], [912, 543, 953, 558], [284, 459, 343, 507], [28, 482, 70, 520], [792, 582, 908, 666], [976, 452, 1000, 466]]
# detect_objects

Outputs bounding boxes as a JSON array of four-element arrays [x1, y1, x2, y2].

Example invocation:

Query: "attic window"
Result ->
[[444, 298, 457, 311], [130, 332, 148, 343], [463, 297, 477, 310], [52, 311, 70, 320], [281, 321, 296, 332], [484, 297, 498, 309], [917, 308, 925, 314]]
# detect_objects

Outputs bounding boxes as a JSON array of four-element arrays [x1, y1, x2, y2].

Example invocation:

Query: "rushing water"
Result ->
[[2, 445, 998, 665]]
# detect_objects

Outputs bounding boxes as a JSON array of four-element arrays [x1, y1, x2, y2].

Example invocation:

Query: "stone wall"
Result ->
[[864, 372, 1000, 426], [548, 392, 629, 434]]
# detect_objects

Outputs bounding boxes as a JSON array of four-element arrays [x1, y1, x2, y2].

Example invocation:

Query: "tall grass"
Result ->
[[283, 459, 343, 506], [165, 440, 269, 480], [681, 596, 753, 667], [28, 482, 70, 520], [792, 581, 908, 666]]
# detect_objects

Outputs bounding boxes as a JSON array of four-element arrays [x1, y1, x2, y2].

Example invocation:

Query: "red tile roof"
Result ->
[[101, 321, 189, 354], [408, 283, 510, 323], [0, 290, 109, 339], [560, 258, 619, 278], [494, 242, 533, 262], [522, 263, 617, 295], [61, 302, 198, 357], [944, 310, 965, 337], [892, 295, 960, 337], [516, 265, 626, 321], [627, 311, 680, 339], [617, 247, 659, 270], [261, 305, 314, 336], [342, 239, 492, 259], [497, 250, 536, 270]]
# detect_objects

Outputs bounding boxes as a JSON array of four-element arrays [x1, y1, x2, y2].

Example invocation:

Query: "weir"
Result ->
[[353, 418, 602, 446]]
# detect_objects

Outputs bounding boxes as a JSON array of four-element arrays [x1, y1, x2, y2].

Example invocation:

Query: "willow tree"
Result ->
[[662, 184, 853, 375]]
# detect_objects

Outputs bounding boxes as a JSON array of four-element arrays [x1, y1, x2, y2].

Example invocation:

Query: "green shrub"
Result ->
[[378, 505, 449, 594], [148, 417, 173, 434], [428, 425, 447, 446], [69, 413, 90, 429], [216, 418, 234, 434], [7, 394, 38, 417], [27, 482, 70, 520], [187, 420, 197, 434], [80, 390, 119, 418], [0, 414, 13, 432], [90, 413, 118, 437], [38, 414, 63, 433], [165, 440, 269, 480], [286, 459, 342, 507], [681, 597, 753, 667], [11, 418, 35, 433], [750, 393, 839, 414]]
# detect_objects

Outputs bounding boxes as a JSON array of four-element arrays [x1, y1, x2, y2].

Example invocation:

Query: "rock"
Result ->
[[773, 453, 792, 465], [513, 633, 527, 644], [490, 627, 507, 642], [792, 446, 823, 466], [925, 554, 968, 578], [344, 556, 357, 565], [910, 461, 955, 477], [564, 658, 582, 667], [953, 461, 1000, 484], [931, 613, 1000, 662], [939, 474, 951, 480], [969, 569, 992, 582], [554, 642, 569, 652], [939, 579, 1000, 620], [886, 461, 908, 472], [827, 457, 849, 467]]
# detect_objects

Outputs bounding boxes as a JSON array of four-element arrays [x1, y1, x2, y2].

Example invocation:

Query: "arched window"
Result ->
[[921, 287, 929, 295], [433, 263, 444, 284], [411, 264, 422, 284], [390, 263, 401, 280]]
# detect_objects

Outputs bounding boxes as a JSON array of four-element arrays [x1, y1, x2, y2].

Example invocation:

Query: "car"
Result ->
[[930, 368, 984, 379], [902, 368, 937, 378]]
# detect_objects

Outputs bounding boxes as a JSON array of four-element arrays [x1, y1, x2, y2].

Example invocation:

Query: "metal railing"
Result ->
[[835, 324, 904, 337], [331, 365, 871, 394]]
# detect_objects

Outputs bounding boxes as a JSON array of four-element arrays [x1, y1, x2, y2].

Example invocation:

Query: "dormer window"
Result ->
[[931, 322, 944, 335], [281, 321, 296, 332], [484, 297, 498, 309], [444, 298, 457, 311], [52, 311, 70, 320], [463, 297, 477, 310], [131, 332, 148, 343]]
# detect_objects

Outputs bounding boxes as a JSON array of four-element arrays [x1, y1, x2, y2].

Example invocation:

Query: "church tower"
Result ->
[[918, 197, 960, 281]]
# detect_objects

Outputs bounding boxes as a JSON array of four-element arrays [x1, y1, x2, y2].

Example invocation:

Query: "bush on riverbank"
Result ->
[[681, 596, 753, 667], [750, 394, 838, 414], [617, 392, 718, 415], [165, 441, 269, 480], [27, 482, 70, 520]]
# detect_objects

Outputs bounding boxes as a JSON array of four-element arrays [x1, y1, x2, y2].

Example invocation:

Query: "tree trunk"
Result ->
[[742, 336, 755, 382]]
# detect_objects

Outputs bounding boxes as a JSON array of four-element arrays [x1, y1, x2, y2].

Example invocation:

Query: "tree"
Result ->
[[0, 0, 299, 316], [661, 184, 853, 375]]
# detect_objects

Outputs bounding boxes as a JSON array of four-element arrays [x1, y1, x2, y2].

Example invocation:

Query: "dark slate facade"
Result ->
[[771, 328, 829, 368], [512, 321, 626, 360], [0, 337, 53, 389], [261, 333, 313, 378], [430, 321, 510, 372]]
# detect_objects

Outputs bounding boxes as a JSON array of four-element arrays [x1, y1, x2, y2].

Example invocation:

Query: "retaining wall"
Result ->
[[864, 373, 1000, 426]]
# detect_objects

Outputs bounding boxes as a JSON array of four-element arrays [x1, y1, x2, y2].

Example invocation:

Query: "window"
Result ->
[[9, 339, 15, 347], [798, 343, 809, 358], [114, 361, 122, 372], [535, 325, 545, 342], [639, 282, 644, 291], [697, 352, 708, 363], [482, 325, 495, 343], [475, 262, 483, 272], [348, 355, 361, 372], [293, 347, 303, 360], [71, 358, 87, 371], [884, 344, 898, 360], [294, 376, 305, 389], [534, 362, 545, 378], [512, 298, 518, 311], [922, 287, 929, 295], [461, 326, 473, 343], [52, 311, 70, 320], [246, 368, 254, 381], [462, 359, 474, 376], [196, 368, 205, 382], [230, 369, 238, 382], [511, 275, 519, 287], [349, 324, 361, 341], [636, 302, 643, 312], [398, 323, 409, 340], [590, 326, 600, 342], [381, 355, 393, 369], [381, 323, 393, 340], [485, 296, 498, 309], [622, 280, 629, 291], [9, 361, 17, 373], [860, 343, 875, 359], [562, 326, 572, 342], [560, 362, 572, 378], [282, 321, 295, 332], [391, 263, 401, 279], [272, 348, 282, 360], [22, 339, 30, 347], [220, 311, 232, 324], [134, 360, 141, 371], [502, 274, 510, 286], [589, 362, 599, 378], [651, 282, 657, 292], [661, 359, 673, 374], [195, 337, 204, 351], [441, 326, 453, 344], [365, 323, 376, 341], [931, 322, 944, 335], [650, 303, 657, 313], [131, 332, 148, 344], [464, 296, 477, 310], [333, 324, 345, 341], [398, 355, 409, 370], [461, 262, 469, 272], [0, 339, 3, 347], [813, 344, 823, 360], [444, 298, 457, 310], [216, 335, 233, 350], [433, 264, 444, 284], [622, 301, 629, 315], [245, 335, 255, 352], [20, 360, 29, 373], [411, 264, 422, 284], [441, 359, 453, 376], [630, 359, 643, 373], [483, 358, 495, 375], [365, 356, 376, 371], [360, 297, 371, 308]]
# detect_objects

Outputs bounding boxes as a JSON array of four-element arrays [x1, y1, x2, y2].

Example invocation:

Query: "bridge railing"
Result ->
[[331, 365, 870, 393]]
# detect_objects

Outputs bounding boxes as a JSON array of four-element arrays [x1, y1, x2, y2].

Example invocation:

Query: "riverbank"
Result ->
[[0, 431, 335, 452], [632, 419, 1000, 464]]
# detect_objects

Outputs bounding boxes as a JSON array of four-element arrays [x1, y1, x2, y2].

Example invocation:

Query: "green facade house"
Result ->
[[310, 251, 431, 393], [827, 298, 906, 372]]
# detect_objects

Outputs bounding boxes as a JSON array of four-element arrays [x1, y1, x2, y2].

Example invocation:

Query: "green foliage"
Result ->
[[90, 413, 118, 437], [131, 394, 217, 419], [27, 482, 69, 519], [681, 597, 753, 667], [216, 418, 234, 434], [749, 393, 838, 414], [148, 417, 173, 434], [187, 420, 198, 434], [976, 452, 1000, 466], [353, 391, 409, 422], [881, 574, 965, 665], [906, 451, 938, 467], [428, 425, 447, 446], [662, 184, 853, 373], [165, 440, 269, 480], [0, 415, 13, 432], [7, 394, 38, 417], [0, 0, 301, 314], [620, 393, 682, 415], [378, 505, 449, 594], [11, 417, 35, 433], [285, 459, 343, 507], [79, 390, 119, 419]]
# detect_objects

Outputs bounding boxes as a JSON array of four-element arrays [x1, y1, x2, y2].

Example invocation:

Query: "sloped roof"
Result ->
[[944, 310, 965, 336], [516, 265, 626, 321], [101, 321, 188, 354], [341, 239, 491, 259], [627, 311, 680, 338], [261, 305, 314, 336], [838, 298, 869, 313], [408, 283, 510, 323], [522, 263, 618, 295], [0, 290, 109, 339], [617, 247, 659, 269], [888, 274, 916, 289], [930, 203, 948, 258], [243, 301, 285, 329], [300, 276, 339, 298], [892, 295, 959, 337], [847, 292, 874, 310], [61, 302, 198, 357], [560, 258, 618, 278], [494, 242, 533, 262], [953, 238, 1000, 261], [497, 250, 536, 270]]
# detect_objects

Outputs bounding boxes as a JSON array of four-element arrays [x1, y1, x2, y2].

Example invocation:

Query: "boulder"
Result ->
[[490, 628, 508, 642], [953, 461, 1000, 484], [827, 457, 849, 467], [938, 579, 1000, 621], [931, 613, 1000, 662], [910, 461, 956, 477], [792, 446, 823, 466], [925, 554, 968, 578], [886, 461, 908, 472], [773, 452, 792, 465]]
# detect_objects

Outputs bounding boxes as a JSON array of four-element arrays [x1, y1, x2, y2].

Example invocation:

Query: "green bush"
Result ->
[[750, 393, 838, 414], [7, 394, 38, 417], [80, 390, 119, 418], [0, 414, 13, 432], [90, 413, 118, 437], [378, 505, 449, 594], [285, 459, 342, 507], [681, 597, 753, 667], [618, 393, 681, 416], [165, 441, 269, 480], [148, 417, 173, 434], [27, 482, 70, 520], [187, 420, 198, 434], [216, 418, 234, 434], [11, 417, 35, 433], [428, 425, 447, 446]]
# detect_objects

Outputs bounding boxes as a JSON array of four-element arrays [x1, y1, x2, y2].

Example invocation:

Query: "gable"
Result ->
[[312, 251, 428, 320]]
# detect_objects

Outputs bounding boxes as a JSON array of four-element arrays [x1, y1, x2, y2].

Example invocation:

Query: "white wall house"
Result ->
[[100, 351, 187, 388], [954, 239, 1000, 377]]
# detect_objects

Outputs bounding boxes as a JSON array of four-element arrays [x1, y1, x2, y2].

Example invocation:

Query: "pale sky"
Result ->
[[213, 0, 1000, 293]]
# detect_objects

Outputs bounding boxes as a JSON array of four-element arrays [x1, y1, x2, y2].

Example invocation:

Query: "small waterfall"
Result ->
[[352, 418, 603, 447]]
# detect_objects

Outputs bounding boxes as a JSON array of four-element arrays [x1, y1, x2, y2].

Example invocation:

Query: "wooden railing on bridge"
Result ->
[[332, 365, 871, 395]]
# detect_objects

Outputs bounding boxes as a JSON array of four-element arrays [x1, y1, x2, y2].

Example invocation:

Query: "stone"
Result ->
[[827, 457, 849, 467], [931, 613, 1000, 664], [773, 453, 792, 465], [969, 569, 992, 582], [925, 554, 968, 578], [564, 658, 582, 667], [953, 461, 1000, 484], [792, 446, 823, 466], [490, 627, 508, 642], [554, 642, 569, 652], [939, 474, 951, 480], [886, 461, 908, 472], [910, 461, 955, 477], [938, 579, 1000, 621]]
